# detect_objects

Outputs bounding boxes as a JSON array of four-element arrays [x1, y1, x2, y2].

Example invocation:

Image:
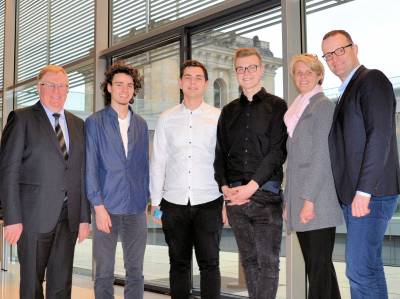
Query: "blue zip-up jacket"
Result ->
[[85, 105, 149, 214]]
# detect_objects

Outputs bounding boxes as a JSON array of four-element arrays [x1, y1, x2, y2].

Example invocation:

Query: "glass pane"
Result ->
[[191, 6, 285, 298], [111, 0, 226, 45], [16, 0, 94, 83], [305, 0, 400, 298], [112, 41, 181, 287]]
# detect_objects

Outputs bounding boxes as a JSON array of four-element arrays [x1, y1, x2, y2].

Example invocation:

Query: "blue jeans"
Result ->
[[93, 212, 147, 299], [342, 195, 398, 299]]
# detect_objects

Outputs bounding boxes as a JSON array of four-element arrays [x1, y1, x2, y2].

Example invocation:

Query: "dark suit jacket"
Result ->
[[329, 65, 400, 204], [0, 101, 90, 233]]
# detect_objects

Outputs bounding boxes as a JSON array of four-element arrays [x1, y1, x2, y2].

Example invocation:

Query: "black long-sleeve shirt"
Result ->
[[214, 87, 288, 188]]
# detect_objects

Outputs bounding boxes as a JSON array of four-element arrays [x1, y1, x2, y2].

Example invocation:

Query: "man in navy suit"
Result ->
[[322, 30, 400, 298], [0, 65, 91, 299]]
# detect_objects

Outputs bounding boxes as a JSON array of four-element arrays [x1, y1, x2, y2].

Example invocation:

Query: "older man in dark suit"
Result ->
[[322, 30, 400, 299], [0, 64, 90, 299]]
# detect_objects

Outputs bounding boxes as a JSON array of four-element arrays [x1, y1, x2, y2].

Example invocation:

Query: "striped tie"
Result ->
[[53, 113, 68, 160]]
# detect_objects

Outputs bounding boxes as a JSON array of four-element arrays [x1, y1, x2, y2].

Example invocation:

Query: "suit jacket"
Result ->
[[328, 65, 400, 204], [0, 101, 90, 233], [284, 92, 343, 231]]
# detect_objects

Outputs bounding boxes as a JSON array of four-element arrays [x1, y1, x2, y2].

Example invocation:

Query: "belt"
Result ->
[[229, 180, 281, 195]]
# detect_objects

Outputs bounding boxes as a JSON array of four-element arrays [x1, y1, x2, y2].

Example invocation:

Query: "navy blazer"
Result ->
[[328, 65, 400, 204]]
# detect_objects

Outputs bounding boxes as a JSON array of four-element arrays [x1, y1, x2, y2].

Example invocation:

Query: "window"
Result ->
[[16, 0, 94, 83], [111, 0, 226, 44]]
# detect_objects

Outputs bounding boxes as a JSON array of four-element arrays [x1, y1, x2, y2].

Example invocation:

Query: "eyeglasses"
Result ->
[[322, 44, 353, 61], [40, 82, 69, 92], [235, 64, 259, 74]]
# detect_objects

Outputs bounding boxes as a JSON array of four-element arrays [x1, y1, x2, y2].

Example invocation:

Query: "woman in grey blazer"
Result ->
[[283, 54, 343, 299]]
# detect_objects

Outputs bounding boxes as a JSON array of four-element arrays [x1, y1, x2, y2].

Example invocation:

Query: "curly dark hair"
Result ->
[[101, 61, 142, 106]]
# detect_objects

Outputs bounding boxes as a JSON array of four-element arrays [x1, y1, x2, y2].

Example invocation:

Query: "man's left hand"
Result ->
[[351, 193, 371, 217], [78, 223, 90, 243], [229, 180, 259, 205]]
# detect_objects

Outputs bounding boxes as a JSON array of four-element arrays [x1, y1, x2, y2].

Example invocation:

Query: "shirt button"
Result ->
[[246, 125, 249, 129], [244, 161, 248, 165], [189, 170, 191, 174], [246, 113, 250, 117], [190, 126, 192, 128], [188, 156, 191, 158], [245, 137, 248, 141], [244, 149, 248, 153], [189, 141, 192, 144]]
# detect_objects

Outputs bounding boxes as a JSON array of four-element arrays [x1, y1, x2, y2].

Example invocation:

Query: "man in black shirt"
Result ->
[[214, 48, 287, 299]]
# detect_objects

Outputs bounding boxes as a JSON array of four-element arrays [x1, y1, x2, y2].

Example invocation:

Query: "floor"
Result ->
[[2, 245, 400, 298], [0, 263, 168, 299]]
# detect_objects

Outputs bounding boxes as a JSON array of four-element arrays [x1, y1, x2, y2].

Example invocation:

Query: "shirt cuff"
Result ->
[[151, 196, 162, 206], [356, 190, 371, 198]]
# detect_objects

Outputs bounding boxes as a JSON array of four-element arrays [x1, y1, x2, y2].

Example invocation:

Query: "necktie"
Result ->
[[53, 113, 68, 160]]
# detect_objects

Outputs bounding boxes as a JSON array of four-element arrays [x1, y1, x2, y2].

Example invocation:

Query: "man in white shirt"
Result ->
[[150, 60, 224, 299]]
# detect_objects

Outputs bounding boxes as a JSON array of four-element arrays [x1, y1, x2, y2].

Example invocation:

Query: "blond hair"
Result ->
[[234, 48, 262, 65], [289, 54, 325, 85], [37, 64, 68, 82]]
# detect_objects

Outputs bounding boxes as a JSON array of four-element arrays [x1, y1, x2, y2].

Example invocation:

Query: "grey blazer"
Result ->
[[284, 92, 343, 232]]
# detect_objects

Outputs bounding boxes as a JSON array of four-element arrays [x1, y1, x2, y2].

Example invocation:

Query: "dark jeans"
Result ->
[[160, 197, 223, 299], [342, 195, 398, 299], [18, 203, 77, 299], [93, 212, 147, 299], [226, 190, 283, 299], [296, 227, 341, 299]]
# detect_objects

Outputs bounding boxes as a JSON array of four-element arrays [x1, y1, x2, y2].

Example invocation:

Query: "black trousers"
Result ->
[[296, 227, 341, 299], [17, 203, 78, 299], [160, 197, 223, 299]]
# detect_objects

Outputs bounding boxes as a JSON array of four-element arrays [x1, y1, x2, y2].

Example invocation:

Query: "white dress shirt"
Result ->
[[150, 102, 222, 206]]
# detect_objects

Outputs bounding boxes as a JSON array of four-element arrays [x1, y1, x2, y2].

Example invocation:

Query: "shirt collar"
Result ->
[[40, 101, 65, 119], [180, 101, 206, 114], [106, 104, 133, 119], [339, 65, 361, 96], [239, 87, 267, 104]]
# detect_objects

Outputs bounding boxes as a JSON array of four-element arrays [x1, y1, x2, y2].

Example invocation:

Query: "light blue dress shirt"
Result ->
[[40, 102, 70, 152]]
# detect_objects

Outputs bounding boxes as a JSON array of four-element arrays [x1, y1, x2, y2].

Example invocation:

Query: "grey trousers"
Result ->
[[93, 212, 147, 299], [227, 190, 283, 299]]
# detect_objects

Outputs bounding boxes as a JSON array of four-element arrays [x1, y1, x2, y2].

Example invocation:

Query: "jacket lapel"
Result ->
[[332, 65, 366, 122]]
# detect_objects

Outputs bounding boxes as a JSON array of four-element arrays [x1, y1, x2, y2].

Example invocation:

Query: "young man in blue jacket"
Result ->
[[85, 62, 149, 299]]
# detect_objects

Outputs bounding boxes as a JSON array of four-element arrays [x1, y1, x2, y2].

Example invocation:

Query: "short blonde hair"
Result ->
[[289, 54, 325, 85], [37, 64, 68, 82], [234, 48, 262, 65]]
